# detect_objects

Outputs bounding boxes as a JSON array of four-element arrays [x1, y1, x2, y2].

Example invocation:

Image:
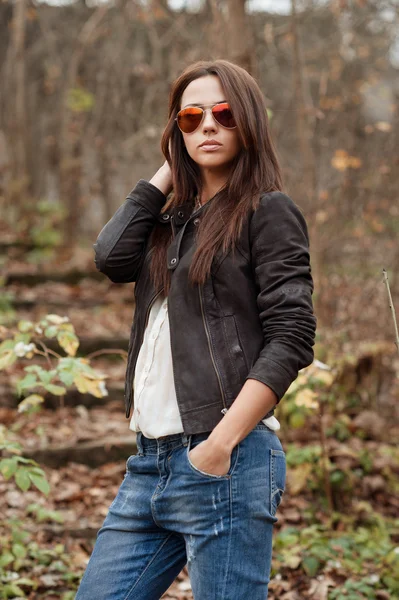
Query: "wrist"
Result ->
[[149, 165, 172, 196], [207, 430, 235, 456]]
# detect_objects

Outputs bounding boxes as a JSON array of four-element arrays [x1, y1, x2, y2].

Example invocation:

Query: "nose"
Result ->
[[201, 108, 218, 133]]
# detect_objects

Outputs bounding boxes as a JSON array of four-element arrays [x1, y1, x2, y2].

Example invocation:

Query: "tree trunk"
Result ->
[[10, 0, 29, 198], [59, 5, 109, 247]]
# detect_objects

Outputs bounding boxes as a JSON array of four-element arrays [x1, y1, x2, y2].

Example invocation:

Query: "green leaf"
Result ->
[[58, 369, 76, 387], [77, 360, 101, 377], [12, 542, 27, 559], [24, 364, 43, 373], [15, 467, 31, 492], [18, 320, 34, 333], [13, 456, 38, 465], [45, 383, 67, 396], [0, 351, 17, 370], [0, 439, 23, 454], [302, 555, 320, 577], [29, 472, 50, 496], [0, 457, 18, 479], [0, 551, 14, 567], [58, 356, 75, 370], [0, 339, 16, 352], [44, 325, 59, 338], [27, 465, 47, 474], [57, 330, 79, 356], [16, 372, 38, 395], [47, 510, 64, 524], [14, 577, 36, 587], [14, 332, 30, 343], [3, 583, 26, 597], [18, 394, 45, 413], [37, 367, 57, 384]]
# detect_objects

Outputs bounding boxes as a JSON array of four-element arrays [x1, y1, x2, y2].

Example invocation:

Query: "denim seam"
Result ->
[[270, 451, 285, 516], [124, 532, 175, 600], [271, 450, 276, 516], [221, 473, 234, 599]]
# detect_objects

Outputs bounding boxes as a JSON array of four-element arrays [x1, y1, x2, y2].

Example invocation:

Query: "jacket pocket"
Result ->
[[222, 315, 248, 384]]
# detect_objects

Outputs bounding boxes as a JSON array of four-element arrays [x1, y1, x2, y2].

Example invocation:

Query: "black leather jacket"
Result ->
[[93, 179, 317, 435]]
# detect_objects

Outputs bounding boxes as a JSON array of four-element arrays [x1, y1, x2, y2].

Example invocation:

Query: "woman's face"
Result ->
[[179, 75, 241, 174]]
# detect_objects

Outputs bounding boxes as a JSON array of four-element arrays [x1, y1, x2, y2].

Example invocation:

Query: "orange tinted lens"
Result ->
[[212, 103, 236, 128], [177, 107, 203, 133]]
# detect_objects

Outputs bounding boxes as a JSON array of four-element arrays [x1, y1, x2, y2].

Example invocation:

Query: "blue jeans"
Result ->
[[75, 422, 286, 600]]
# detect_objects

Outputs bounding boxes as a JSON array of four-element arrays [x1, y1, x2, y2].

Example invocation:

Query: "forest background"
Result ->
[[0, 0, 398, 599]]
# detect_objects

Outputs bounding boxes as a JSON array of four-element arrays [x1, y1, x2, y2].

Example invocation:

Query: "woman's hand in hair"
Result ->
[[149, 160, 173, 196]]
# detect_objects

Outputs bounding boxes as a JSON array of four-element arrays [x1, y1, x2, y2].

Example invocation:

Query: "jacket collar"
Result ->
[[157, 200, 205, 226]]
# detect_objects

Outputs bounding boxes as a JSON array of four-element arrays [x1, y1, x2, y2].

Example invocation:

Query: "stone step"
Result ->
[[4, 270, 105, 286], [11, 298, 134, 310], [0, 382, 126, 409], [23, 435, 137, 468]]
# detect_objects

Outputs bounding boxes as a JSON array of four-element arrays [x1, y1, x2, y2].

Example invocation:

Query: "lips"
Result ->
[[199, 140, 222, 148]]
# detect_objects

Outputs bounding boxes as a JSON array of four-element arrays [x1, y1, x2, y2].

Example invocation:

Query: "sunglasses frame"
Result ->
[[175, 102, 237, 134]]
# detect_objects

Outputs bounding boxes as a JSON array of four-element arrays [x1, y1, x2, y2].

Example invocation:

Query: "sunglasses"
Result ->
[[175, 102, 237, 134]]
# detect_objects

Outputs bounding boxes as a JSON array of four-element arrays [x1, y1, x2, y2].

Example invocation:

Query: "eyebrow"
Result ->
[[182, 100, 227, 109]]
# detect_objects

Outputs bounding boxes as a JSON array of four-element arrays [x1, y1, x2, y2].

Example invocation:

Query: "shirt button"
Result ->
[[194, 218, 200, 226]]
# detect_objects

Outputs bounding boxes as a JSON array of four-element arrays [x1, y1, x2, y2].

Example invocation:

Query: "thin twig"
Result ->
[[86, 348, 128, 360], [34, 340, 62, 362], [382, 268, 399, 352]]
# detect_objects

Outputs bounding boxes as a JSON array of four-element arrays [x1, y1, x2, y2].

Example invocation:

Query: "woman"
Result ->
[[75, 59, 316, 600]]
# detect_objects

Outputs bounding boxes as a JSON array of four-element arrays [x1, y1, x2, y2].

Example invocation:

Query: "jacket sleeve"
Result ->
[[93, 179, 167, 283], [245, 191, 317, 403]]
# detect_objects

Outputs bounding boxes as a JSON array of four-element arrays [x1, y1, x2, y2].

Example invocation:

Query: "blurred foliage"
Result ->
[[0, 518, 79, 599], [0, 313, 113, 596], [273, 512, 399, 598], [0, 314, 109, 492]]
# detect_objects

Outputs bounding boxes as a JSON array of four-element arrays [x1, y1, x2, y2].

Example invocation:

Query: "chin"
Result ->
[[193, 154, 228, 167]]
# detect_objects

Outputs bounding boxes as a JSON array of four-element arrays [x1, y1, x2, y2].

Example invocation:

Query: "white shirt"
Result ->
[[129, 294, 280, 438]]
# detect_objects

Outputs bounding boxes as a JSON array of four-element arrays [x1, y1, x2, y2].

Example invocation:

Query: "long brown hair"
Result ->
[[149, 59, 283, 295]]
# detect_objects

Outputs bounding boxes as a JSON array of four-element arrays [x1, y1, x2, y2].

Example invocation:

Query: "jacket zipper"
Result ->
[[198, 285, 227, 412], [170, 214, 176, 239], [144, 287, 164, 330]]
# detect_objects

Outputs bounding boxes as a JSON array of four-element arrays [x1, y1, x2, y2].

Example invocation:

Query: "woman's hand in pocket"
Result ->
[[188, 440, 232, 476]]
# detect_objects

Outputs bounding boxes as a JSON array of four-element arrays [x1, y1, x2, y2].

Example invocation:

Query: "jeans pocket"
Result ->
[[270, 449, 286, 516], [126, 453, 141, 472], [186, 436, 240, 480]]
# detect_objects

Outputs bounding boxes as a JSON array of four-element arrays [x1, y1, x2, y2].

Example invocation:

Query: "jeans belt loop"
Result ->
[[136, 432, 143, 455]]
